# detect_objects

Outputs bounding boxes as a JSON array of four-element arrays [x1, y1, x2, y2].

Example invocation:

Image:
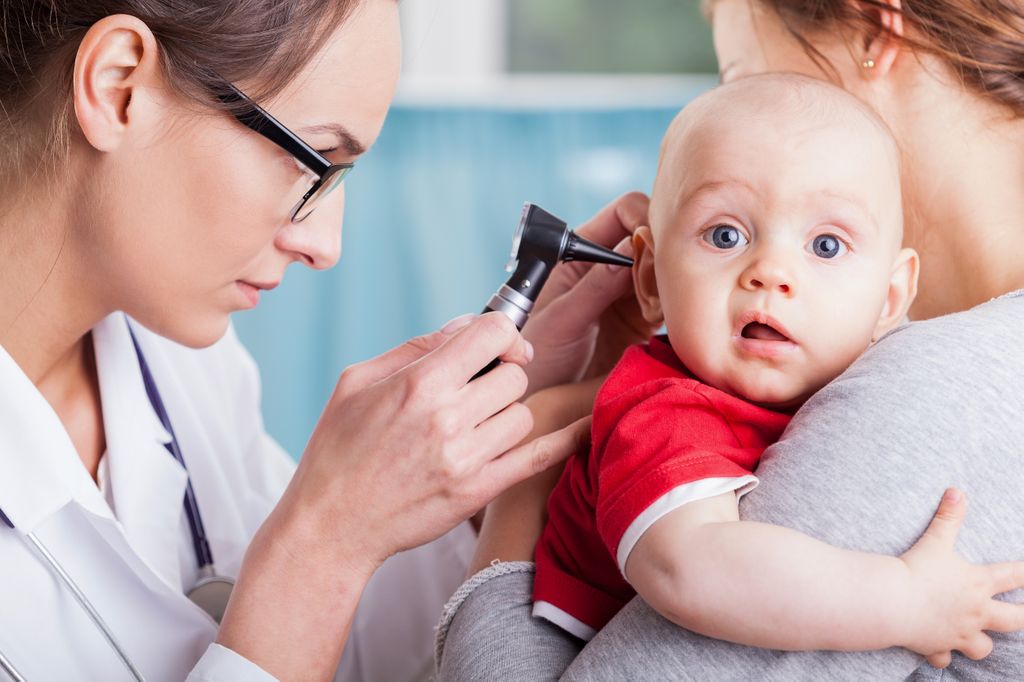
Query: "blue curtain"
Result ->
[[233, 101, 700, 458]]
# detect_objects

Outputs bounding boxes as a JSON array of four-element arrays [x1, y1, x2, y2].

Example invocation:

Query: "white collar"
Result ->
[[0, 327, 113, 532], [1, 313, 190, 589], [93, 313, 190, 589]]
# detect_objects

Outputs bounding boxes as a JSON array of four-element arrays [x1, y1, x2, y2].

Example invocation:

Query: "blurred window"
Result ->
[[508, 1, 717, 74]]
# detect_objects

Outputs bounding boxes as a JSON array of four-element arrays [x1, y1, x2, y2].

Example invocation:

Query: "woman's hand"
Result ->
[[521, 192, 657, 395], [898, 489, 1024, 667], [220, 314, 590, 679], [286, 312, 591, 571]]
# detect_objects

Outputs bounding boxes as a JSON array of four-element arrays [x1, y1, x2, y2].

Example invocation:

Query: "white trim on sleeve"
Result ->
[[615, 475, 758, 575], [532, 600, 598, 641], [187, 643, 278, 682]]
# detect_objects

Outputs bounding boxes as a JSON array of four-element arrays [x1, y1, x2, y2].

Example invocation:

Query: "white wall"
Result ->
[[400, 0, 507, 87]]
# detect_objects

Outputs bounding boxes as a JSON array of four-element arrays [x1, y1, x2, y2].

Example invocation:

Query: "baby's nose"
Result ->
[[741, 260, 794, 295]]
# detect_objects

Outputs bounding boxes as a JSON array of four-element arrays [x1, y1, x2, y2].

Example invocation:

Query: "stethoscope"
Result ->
[[0, 324, 233, 682]]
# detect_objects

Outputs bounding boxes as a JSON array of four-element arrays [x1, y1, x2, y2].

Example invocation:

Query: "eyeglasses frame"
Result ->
[[216, 83, 354, 222]]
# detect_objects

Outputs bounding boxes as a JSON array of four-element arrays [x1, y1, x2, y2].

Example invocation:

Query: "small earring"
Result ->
[[862, 58, 876, 69]]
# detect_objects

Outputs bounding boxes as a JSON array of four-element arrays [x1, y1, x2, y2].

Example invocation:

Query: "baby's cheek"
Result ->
[[807, 335, 873, 390]]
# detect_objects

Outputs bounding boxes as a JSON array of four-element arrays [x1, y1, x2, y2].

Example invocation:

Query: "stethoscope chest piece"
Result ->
[[188, 574, 235, 625]]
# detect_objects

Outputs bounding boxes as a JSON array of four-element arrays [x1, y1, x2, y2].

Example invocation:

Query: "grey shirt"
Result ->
[[437, 290, 1024, 681]]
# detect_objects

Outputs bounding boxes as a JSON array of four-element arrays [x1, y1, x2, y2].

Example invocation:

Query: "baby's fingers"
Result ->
[[959, 633, 994, 661], [983, 600, 1024, 633], [917, 488, 967, 552], [926, 651, 952, 669], [985, 561, 1024, 595]]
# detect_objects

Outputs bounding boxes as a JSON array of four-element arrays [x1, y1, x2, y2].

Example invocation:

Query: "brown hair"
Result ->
[[754, 0, 1024, 117], [0, 0, 362, 178]]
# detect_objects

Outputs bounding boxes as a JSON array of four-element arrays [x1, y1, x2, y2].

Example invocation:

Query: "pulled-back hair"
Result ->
[[0, 0, 361, 178], [753, 0, 1024, 117]]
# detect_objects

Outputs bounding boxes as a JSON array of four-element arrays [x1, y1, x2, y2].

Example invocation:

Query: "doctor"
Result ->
[[0, 0, 650, 680]]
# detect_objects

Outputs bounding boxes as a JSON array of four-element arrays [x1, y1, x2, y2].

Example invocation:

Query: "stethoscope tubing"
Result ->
[[23, 531, 146, 681], [127, 327, 215, 569], [0, 648, 26, 682]]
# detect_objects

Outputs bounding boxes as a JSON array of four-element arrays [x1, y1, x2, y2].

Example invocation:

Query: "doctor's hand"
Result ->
[[281, 312, 589, 574], [222, 313, 588, 681], [520, 191, 657, 396]]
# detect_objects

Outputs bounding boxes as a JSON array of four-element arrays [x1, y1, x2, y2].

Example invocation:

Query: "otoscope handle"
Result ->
[[472, 320, 504, 380], [471, 295, 531, 380]]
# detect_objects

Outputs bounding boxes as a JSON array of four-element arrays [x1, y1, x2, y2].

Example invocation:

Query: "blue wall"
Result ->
[[233, 102, 698, 458]]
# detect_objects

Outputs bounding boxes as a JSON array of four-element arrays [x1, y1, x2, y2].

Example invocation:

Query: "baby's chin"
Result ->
[[721, 374, 813, 413]]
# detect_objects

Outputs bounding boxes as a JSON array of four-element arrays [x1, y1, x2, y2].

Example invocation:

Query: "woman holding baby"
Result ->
[[437, 0, 1024, 678]]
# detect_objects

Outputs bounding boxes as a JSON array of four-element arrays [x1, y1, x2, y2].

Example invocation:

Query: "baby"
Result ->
[[532, 73, 1021, 663]]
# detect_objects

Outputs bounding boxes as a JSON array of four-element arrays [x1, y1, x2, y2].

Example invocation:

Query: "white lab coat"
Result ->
[[0, 312, 475, 681]]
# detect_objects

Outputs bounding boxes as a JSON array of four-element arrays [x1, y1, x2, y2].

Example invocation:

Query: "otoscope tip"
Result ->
[[566, 234, 635, 268]]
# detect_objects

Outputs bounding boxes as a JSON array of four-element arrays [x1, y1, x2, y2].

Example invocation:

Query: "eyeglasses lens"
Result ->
[[292, 165, 353, 222]]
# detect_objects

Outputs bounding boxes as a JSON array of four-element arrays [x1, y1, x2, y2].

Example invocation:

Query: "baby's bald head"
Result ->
[[651, 73, 903, 251]]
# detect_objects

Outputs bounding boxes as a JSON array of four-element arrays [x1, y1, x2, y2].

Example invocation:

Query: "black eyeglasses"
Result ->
[[217, 84, 354, 223]]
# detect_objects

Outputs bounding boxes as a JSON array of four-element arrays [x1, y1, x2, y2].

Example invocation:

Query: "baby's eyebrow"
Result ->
[[679, 177, 755, 206], [814, 190, 878, 233]]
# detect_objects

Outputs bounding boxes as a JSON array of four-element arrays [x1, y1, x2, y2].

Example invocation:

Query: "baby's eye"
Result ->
[[808, 233, 847, 259], [703, 224, 748, 250]]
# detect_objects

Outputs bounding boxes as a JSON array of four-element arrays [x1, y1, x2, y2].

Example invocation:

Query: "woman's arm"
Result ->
[[628, 490, 1024, 663], [213, 313, 587, 680]]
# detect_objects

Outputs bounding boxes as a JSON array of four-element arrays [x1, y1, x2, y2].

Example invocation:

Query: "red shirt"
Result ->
[[532, 336, 792, 636]]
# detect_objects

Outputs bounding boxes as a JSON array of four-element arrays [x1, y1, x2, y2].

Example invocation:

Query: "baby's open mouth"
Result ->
[[741, 321, 790, 342]]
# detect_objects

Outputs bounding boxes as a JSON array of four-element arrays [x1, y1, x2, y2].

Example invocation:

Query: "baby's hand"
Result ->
[[899, 488, 1024, 668]]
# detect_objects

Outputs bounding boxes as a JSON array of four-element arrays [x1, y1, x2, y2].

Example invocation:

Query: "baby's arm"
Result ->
[[627, 488, 1024, 665]]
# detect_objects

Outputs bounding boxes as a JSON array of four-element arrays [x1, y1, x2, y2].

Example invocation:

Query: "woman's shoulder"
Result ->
[[854, 289, 1023, 375], [793, 289, 1024, 433]]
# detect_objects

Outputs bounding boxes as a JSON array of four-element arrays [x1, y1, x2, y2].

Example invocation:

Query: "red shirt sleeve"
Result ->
[[593, 382, 763, 562]]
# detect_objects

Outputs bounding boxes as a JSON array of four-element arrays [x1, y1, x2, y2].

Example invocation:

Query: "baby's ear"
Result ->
[[632, 226, 665, 327], [873, 247, 919, 340]]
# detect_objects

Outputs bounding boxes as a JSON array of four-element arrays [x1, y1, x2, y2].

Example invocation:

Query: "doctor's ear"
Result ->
[[632, 226, 665, 327], [73, 15, 164, 152], [872, 246, 919, 341]]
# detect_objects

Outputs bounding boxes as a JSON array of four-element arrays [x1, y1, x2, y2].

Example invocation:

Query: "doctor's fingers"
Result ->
[[423, 312, 532, 387], [418, 403, 533, 495], [336, 329, 452, 396], [461, 402, 536, 471], [476, 416, 591, 501], [459, 361, 530, 426]]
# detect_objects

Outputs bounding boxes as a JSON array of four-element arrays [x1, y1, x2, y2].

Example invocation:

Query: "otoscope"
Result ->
[[472, 202, 634, 379]]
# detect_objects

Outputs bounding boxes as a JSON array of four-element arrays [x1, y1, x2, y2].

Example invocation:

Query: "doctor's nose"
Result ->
[[739, 251, 795, 296], [276, 185, 345, 270]]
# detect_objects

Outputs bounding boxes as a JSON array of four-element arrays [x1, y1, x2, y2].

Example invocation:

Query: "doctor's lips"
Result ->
[[236, 279, 280, 308], [733, 311, 798, 358]]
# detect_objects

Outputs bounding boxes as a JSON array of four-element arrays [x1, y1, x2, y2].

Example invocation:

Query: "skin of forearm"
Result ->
[[217, 507, 374, 680], [630, 520, 916, 652]]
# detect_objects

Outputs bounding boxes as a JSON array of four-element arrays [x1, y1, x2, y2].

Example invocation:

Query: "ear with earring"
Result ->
[[862, 57, 876, 69]]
